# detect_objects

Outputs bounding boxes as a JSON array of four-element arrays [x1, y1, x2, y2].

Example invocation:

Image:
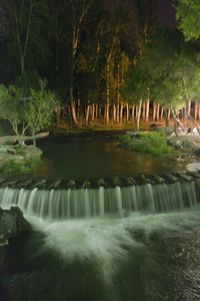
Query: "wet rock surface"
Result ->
[[0, 206, 31, 272], [0, 207, 31, 240]]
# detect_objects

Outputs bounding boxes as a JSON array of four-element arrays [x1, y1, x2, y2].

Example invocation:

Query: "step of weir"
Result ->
[[0, 171, 200, 190]]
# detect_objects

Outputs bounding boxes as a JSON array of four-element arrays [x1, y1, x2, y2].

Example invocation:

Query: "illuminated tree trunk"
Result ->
[[142, 101, 146, 120], [116, 103, 120, 123], [136, 99, 142, 132], [85, 104, 90, 125], [105, 62, 110, 124], [195, 101, 198, 121], [187, 99, 191, 116], [153, 102, 156, 121], [91, 104, 95, 121], [120, 102, 123, 124], [113, 104, 116, 123], [156, 103, 160, 121], [145, 99, 150, 121], [126, 103, 129, 123], [168, 109, 171, 120], [160, 107, 164, 120]]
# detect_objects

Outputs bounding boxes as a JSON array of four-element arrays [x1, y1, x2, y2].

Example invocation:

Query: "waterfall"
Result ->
[[0, 179, 199, 220]]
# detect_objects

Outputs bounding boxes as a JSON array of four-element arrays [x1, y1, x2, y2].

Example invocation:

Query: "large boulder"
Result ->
[[186, 163, 200, 173], [0, 206, 31, 240], [0, 206, 31, 270]]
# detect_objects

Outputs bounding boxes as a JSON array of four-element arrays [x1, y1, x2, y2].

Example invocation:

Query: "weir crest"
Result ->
[[0, 172, 200, 220]]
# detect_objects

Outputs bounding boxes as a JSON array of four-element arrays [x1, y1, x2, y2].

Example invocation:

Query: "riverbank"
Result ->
[[0, 145, 42, 175]]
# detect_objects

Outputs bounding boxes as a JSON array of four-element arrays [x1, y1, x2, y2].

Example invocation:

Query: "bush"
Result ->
[[1, 146, 42, 174], [119, 132, 174, 155]]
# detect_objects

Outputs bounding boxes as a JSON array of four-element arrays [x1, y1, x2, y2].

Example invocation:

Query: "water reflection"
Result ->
[[25, 137, 185, 180]]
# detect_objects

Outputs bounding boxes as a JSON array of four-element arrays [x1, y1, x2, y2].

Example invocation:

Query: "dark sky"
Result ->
[[157, 0, 176, 27], [107, 0, 177, 28]]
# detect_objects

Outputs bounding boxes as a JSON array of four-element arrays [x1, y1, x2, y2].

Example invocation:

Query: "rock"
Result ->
[[0, 206, 31, 240], [186, 163, 200, 173]]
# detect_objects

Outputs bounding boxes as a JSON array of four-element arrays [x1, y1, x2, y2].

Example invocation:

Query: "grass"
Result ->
[[120, 132, 175, 156], [1, 157, 40, 174]]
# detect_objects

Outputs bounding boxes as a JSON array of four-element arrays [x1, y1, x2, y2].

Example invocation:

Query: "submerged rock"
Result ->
[[186, 163, 200, 173]]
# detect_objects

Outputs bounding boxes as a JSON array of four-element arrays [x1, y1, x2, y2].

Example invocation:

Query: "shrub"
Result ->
[[119, 132, 174, 155]]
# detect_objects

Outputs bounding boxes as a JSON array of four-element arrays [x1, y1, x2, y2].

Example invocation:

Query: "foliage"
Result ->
[[0, 0, 50, 74], [0, 84, 28, 142], [176, 0, 200, 41], [1, 157, 40, 174], [25, 80, 56, 144], [0, 77, 57, 145], [120, 132, 174, 155]]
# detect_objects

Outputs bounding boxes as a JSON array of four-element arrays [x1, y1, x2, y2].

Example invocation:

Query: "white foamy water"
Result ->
[[26, 209, 200, 282]]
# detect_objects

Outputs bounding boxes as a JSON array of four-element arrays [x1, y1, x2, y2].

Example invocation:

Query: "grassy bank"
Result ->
[[119, 132, 175, 156]]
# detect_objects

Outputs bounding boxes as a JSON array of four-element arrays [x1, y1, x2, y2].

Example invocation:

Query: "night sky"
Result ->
[[157, 0, 176, 27]]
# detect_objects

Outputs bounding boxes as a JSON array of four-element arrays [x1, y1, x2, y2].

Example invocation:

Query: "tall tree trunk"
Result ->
[[69, 67, 78, 125], [113, 105, 116, 123], [142, 101, 146, 120], [126, 103, 129, 123], [195, 101, 198, 120], [120, 102, 123, 124], [156, 103, 160, 121], [136, 100, 142, 132], [187, 99, 191, 116], [116, 103, 120, 123], [91, 104, 95, 121], [145, 99, 150, 121], [167, 109, 171, 120], [106, 62, 110, 124], [163, 109, 169, 131], [132, 105, 135, 122], [160, 107, 164, 120], [153, 102, 156, 121], [85, 104, 90, 125]]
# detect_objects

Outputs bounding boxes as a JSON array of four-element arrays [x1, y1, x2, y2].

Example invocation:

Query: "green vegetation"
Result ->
[[176, 0, 200, 41], [0, 78, 56, 145], [120, 132, 175, 156], [1, 157, 39, 174], [1, 145, 42, 174]]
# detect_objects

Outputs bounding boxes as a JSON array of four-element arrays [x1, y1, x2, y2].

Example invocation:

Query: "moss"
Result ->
[[1, 145, 42, 175], [119, 132, 175, 156], [1, 157, 40, 174]]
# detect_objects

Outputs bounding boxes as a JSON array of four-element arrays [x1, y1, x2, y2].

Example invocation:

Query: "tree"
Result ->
[[25, 80, 56, 145], [0, 0, 50, 74], [176, 0, 200, 41], [0, 84, 28, 143], [122, 65, 153, 131]]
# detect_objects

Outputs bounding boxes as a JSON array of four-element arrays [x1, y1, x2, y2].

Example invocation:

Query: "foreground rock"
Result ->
[[0, 206, 31, 269], [0, 207, 31, 239], [168, 134, 200, 152]]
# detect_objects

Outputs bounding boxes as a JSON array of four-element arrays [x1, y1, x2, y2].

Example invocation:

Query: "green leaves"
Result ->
[[25, 79, 56, 134], [176, 0, 200, 41], [0, 78, 57, 143]]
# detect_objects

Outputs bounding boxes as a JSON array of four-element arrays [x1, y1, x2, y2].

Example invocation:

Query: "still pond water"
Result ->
[[27, 135, 185, 180]]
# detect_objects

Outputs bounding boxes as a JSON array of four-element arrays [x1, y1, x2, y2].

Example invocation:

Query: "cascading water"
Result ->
[[2, 178, 200, 301], [0, 179, 199, 219]]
